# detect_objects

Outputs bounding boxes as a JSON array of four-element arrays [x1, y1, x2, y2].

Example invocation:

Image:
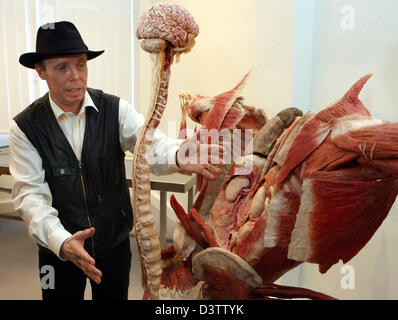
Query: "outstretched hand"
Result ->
[[60, 227, 102, 284], [176, 129, 226, 180]]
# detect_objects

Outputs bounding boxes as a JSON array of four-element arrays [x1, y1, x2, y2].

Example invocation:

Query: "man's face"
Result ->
[[36, 54, 88, 112]]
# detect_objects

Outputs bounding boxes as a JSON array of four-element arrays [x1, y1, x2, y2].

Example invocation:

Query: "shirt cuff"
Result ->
[[167, 143, 182, 173], [170, 141, 193, 176], [48, 228, 72, 261]]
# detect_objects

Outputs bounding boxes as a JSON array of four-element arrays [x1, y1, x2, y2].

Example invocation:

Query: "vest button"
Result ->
[[121, 209, 127, 218]]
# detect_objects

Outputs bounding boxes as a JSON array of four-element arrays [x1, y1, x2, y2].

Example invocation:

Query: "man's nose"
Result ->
[[69, 66, 80, 80]]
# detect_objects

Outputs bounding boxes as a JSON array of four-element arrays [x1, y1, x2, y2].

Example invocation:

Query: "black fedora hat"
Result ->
[[19, 21, 104, 69]]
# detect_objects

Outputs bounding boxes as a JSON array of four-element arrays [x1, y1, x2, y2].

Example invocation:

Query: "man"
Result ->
[[10, 21, 223, 300]]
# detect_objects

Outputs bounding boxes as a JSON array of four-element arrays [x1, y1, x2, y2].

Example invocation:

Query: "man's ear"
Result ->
[[35, 64, 46, 80]]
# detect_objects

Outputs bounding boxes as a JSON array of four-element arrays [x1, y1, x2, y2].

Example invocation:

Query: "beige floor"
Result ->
[[0, 218, 145, 300]]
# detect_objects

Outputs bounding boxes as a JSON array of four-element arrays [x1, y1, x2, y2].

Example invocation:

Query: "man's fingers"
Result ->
[[200, 164, 223, 180], [199, 144, 226, 165], [83, 264, 103, 284], [206, 164, 223, 175], [74, 250, 102, 284], [74, 246, 96, 266], [74, 227, 95, 241], [60, 228, 102, 284], [81, 266, 102, 284], [202, 170, 216, 181]]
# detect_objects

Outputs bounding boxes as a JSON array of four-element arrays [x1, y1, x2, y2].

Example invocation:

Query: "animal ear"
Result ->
[[342, 73, 373, 102]]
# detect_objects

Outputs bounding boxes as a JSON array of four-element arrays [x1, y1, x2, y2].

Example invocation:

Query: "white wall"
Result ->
[[288, 0, 398, 299]]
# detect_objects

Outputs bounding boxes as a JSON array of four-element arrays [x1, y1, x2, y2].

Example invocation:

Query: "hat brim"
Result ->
[[19, 50, 105, 69]]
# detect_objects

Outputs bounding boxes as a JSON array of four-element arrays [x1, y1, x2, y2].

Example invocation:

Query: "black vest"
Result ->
[[14, 88, 133, 258]]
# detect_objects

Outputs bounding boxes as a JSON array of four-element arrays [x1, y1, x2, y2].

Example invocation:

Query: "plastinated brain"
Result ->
[[136, 3, 199, 50]]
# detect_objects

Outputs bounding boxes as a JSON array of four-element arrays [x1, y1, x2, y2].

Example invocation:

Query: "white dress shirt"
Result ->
[[9, 90, 183, 259]]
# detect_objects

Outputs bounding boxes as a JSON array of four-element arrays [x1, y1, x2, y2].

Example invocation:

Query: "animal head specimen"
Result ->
[[165, 74, 398, 300]]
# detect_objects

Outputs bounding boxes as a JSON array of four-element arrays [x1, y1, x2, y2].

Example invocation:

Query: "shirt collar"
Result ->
[[49, 90, 99, 119]]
